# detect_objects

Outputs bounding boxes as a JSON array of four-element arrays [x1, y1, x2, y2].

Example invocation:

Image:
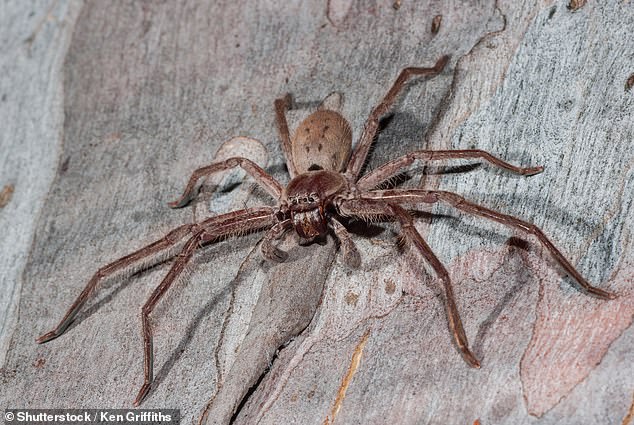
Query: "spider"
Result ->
[[37, 55, 614, 406]]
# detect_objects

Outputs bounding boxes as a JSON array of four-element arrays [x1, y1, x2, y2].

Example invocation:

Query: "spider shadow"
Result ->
[[58, 241, 237, 338], [464, 191, 613, 284], [149, 259, 243, 397], [471, 237, 533, 360], [362, 104, 443, 175], [397, 222, 535, 363], [149, 234, 265, 397], [404, 191, 612, 361], [340, 217, 386, 239]]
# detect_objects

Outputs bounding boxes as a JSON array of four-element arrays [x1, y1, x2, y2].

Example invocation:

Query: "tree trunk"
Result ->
[[1, 1, 632, 424]]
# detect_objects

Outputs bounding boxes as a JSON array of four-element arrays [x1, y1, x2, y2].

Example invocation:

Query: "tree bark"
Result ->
[[1, 1, 632, 424]]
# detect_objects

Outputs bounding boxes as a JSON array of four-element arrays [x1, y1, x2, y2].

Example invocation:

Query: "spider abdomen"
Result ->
[[292, 109, 352, 172]]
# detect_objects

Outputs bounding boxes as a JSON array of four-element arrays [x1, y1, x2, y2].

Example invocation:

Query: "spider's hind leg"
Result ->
[[36, 223, 196, 344], [363, 189, 615, 299], [134, 207, 278, 406], [428, 190, 615, 299]]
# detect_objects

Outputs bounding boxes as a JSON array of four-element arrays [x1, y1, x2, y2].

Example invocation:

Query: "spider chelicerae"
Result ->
[[37, 55, 614, 405]]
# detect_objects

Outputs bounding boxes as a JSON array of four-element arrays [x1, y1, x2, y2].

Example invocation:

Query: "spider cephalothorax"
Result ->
[[37, 54, 614, 408], [285, 169, 348, 239]]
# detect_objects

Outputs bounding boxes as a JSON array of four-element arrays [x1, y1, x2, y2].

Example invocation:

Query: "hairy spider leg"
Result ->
[[36, 223, 197, 344], [168, 157, 283, 209], [346, 55, 450, 180], [274, 94, 300, 178], [335, 198, 480, 367], [357, 149, 544, 191], [134, 207, 278, 406], [365, 189, 615, 299]]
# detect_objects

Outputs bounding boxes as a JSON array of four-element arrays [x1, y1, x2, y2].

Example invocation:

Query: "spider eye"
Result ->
[[308, 164, 323, 171]]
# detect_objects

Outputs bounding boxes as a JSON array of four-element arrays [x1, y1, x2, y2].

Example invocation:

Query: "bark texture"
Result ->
[[1, 1, 633, 424]]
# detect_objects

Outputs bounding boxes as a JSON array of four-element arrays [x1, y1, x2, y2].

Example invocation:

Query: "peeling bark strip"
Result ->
[[201, 240, 336, 425], [324, 329, 371, 425], [622, 392, 634, 425]]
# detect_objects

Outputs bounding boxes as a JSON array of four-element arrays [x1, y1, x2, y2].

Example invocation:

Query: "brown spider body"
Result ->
[[37, 54, 614, 407], [284, 106, 353, 239], [285, 169, 348, 239]]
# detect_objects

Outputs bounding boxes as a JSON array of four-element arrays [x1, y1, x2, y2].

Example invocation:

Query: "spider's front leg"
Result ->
[[364, 189, 615, 299], [357, 149, 543, 190], [336, 197, 480, 367], [134, 207, 277, 406], [346, 55, 450, 179], [168, 157, 283, 208]]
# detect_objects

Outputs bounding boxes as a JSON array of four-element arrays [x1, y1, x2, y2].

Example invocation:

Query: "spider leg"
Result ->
[[274, 94, 300, 178], [168, 157, 283, 208], [345, 55, 450, 179], [328, 216, 361, 268], [357, 149, 544, 190], [134, 234, 201, 406], [36, 223, 196, 344], [134, 207, 277, 406], [260, 219, 292, 262], [336, 197, 480, 367], [365, 189, 616, 299]]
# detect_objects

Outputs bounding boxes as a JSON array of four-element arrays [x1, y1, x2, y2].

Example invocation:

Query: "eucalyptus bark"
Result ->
[[1, 1, 632, 424]]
